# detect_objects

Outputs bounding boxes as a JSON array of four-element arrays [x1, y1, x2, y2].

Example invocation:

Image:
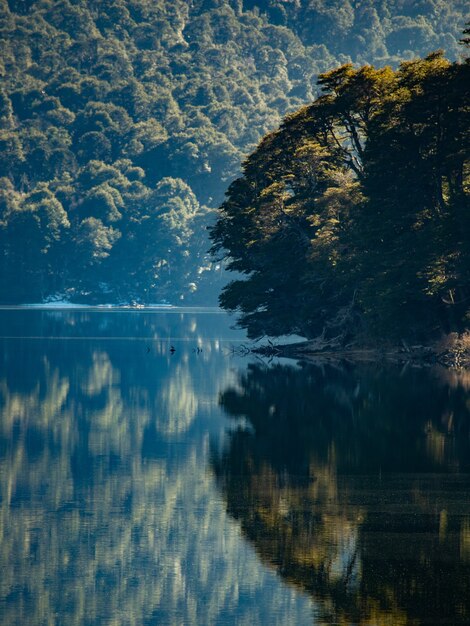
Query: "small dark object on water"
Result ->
[[170, 345, 176, 354], [146, 346, 151, 353]]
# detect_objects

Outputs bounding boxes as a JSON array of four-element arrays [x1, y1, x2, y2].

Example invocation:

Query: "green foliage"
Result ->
[[212, 50, 470, 342], [0, 0, 467, 303]]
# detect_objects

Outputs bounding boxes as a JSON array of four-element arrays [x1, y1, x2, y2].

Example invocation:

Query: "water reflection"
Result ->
[[214, 362, 470, 625], [0, 312, 316, 626]]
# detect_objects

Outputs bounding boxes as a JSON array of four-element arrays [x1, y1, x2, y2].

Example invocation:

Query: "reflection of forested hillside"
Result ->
[[214, 363, 470, 625], [0, 312, 317, 625], [0, 0, 467, 303], [0, 307, 243, 339]]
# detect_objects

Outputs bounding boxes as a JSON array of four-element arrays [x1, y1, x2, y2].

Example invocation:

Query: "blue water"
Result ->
[[0, 310, 469, 625]]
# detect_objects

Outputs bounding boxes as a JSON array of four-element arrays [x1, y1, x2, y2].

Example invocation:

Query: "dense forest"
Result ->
[[211, 46, 469, 343], [0, 0, 468, 304]]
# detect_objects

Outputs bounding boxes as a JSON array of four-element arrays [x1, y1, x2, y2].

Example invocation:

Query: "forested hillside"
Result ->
[[211, 47, 469, 343], [0, 0, 468, 303]]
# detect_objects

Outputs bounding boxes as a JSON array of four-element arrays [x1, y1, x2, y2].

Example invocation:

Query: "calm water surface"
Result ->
[[0, 309, 469, 625]]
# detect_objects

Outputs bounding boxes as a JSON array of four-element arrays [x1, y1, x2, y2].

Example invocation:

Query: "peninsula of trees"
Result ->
[[0, 0, 468, 304], [211, 48, 469, 345]]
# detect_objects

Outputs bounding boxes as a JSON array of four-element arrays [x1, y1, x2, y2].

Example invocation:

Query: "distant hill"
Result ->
[[0, 0, 467, 303]]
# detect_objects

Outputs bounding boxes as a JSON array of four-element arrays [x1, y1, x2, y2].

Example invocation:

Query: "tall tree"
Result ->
[[211, 50, 470, 342]]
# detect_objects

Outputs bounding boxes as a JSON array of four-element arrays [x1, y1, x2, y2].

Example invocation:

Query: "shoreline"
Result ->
[[254, 337, 470, 368]]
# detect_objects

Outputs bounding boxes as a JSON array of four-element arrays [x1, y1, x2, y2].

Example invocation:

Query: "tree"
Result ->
[[212, 50, 469, 342]]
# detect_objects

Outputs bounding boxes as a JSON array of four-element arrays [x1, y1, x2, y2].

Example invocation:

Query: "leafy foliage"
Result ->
[[211, 49, 470, 341], [0, 0, 467, 302]]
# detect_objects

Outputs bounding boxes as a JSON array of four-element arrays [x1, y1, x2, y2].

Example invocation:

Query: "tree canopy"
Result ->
[[211, 49, 470, 342], [0, 0, 468, 303]]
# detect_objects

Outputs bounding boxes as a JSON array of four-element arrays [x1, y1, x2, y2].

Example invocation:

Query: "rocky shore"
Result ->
[[253, 333, 470, 368]]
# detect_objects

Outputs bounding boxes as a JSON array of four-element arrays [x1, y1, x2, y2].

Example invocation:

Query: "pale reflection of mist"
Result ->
[[0, 368, 69, 430], [157, 365, 198, 436], [81, 351, 121, 396]]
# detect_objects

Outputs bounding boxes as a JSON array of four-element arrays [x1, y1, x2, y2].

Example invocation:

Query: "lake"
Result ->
[[0, 309, 469, 625]]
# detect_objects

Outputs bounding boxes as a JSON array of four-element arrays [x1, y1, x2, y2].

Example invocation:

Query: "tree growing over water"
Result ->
[[211, 49, 470, 343]]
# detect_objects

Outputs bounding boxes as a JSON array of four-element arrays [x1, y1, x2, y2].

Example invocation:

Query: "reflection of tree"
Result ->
[[0, 322, 316, 626], [214, 363, 470, 625]]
